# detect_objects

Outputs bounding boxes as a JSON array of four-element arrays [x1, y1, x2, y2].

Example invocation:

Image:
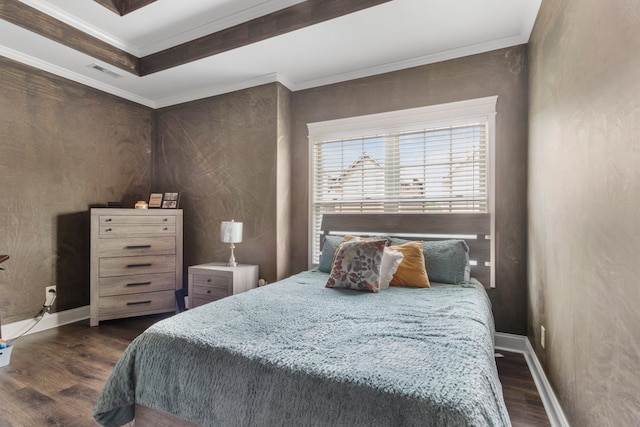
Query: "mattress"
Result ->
[[94, 269, 511, 426]]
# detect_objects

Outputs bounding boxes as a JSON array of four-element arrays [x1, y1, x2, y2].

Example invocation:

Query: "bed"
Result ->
[[94, 213, 510, 427]]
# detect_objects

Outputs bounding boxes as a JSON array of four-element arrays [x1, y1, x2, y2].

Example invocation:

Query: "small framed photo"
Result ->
[[162, 192, 180, 209], [148, 193, 163, 208]]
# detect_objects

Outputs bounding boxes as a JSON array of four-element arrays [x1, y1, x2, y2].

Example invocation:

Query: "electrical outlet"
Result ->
[[45, 285, 57, 307], [541, 325, 546, 349]]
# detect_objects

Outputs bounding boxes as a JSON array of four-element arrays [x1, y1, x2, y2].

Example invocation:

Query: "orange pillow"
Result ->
[[389, 241, 430, 288]]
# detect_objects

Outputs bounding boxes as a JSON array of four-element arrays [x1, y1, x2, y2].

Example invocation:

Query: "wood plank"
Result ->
[[94, 0, 158, 16], [140, 0, 392, 75], [321, 213, 491, 236], [0, 0, 139, 75]]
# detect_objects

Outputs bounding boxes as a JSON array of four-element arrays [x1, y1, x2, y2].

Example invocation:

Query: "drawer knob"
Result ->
[[163, 218, 168, 222], [105, 218, 112, 222], [105, 228, 112, 232], [207, 290, 211, 294], [207, 279, 211, 283]]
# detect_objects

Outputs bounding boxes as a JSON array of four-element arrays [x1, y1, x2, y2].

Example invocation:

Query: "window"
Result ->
[[308, 96, 497, 266]]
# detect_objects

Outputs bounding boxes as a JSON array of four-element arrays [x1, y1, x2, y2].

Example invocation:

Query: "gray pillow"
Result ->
[[318, 235, 345, 273], [390, 238, 470, 284]]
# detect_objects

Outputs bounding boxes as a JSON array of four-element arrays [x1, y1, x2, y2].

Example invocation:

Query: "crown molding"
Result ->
[[0, 45, 154, 107], [136, 0, 306, 56], [295, 34, 530, 91], [19, 0, 134, 53], [18, 0, 307, 57], [153, 73, 293, 109]]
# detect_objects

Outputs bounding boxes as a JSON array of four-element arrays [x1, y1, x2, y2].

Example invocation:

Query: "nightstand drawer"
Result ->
[[193, 283, 230, 300], [98, 290, 175, 318], [98, 236, 176, 257], [99, 255, 176, 277], [192, 273, 231, 288], [99, 273, 176, 296]]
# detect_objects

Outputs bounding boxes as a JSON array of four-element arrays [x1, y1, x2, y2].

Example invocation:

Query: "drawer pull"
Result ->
[[126, 263, 153, 268], [125, 245, 152, 249], [126, 281, 152, 287], [127, 300, 152, 306], [163, 218, 168, 222], [105, 228, 112, 232], [207, 290, 211, 294], [105, 218, 112, 222]]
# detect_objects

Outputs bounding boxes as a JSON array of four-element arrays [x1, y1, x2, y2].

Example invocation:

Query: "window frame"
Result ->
[[307, 96, 497, 286]]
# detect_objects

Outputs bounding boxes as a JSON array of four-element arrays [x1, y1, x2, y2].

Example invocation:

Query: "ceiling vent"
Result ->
[[87, 63, 123, 79]]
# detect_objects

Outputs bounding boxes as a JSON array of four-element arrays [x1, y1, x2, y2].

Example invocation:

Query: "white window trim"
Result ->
[[307, 96, 497, 287]]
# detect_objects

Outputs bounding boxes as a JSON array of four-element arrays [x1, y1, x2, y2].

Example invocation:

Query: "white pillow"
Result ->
[[379, 247, 404, 289]]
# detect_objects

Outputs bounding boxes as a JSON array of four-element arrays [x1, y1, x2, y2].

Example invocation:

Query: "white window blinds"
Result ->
[[308, 97, 496, 265]]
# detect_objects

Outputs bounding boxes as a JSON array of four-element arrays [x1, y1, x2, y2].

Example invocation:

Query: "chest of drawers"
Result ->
[[90, 208, 183, 326]]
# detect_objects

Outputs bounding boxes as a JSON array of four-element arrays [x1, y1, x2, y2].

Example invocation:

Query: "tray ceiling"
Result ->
[[0, 0, 541, 108]]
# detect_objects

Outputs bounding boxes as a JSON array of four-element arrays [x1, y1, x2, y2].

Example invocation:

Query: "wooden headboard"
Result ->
[[320, 213, 493, 287]]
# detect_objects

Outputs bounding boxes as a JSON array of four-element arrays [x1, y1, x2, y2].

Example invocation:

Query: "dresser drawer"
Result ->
[[99, 272, 176, 297], [99, 215, 176, 225], [99, 255, 176, 277], [100, 224, 176, 235], [98, 290, 175, 318], [98, 236, 176, 257]]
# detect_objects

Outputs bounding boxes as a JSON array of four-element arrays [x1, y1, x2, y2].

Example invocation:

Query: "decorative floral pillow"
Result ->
[[325, 239, 387, 293]]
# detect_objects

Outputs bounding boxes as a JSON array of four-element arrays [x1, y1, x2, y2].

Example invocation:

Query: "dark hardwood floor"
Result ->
[[496, 350, 551, 427], [0, 314, 550, 426]]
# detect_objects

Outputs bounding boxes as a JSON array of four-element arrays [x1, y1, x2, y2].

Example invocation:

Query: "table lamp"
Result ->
[[220, 220, 242, 267]]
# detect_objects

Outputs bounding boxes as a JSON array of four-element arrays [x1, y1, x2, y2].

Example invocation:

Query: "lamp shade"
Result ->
[[220, 220, 243, 243]]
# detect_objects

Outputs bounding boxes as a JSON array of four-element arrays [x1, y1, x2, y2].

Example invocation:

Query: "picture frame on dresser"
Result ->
[[162, 192, 180, 209], [148, 193, 163, 208]]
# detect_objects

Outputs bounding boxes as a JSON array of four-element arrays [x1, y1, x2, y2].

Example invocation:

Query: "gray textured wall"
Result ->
[[0, 57, 153, 323], [291, 46, 529, 334], [528, 0, 640, 425], [154, 83, 292, 283]]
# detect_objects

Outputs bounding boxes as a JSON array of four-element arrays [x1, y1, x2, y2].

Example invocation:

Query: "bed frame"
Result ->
[[130, 212, 492, 427]]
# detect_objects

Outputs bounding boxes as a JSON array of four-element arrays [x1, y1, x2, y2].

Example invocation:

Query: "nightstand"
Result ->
[[187, 262, 259, 308]]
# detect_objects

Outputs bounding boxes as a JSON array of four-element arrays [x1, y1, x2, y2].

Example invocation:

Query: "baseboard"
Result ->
[[495, 332, 570, 427], [1, 305, 90, 340]]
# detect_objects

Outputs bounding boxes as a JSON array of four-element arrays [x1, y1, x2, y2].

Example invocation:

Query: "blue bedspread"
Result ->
[[94, 270, 511, 426]]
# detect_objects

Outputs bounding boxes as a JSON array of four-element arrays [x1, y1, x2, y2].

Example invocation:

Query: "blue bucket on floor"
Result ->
[[0, 342, 13, 367]]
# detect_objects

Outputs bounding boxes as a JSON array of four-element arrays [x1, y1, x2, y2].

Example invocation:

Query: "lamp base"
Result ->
[[227, 244, 238, 267]]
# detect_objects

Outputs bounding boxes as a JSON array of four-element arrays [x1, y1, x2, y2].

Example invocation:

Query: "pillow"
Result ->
[[325, 239, 387, 293], [379, 247, 404, 290], [388, 241, 430, 288], [390, 238, 470, 284], [318, 234, 389, 273], [318, 235, 345, 273]]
